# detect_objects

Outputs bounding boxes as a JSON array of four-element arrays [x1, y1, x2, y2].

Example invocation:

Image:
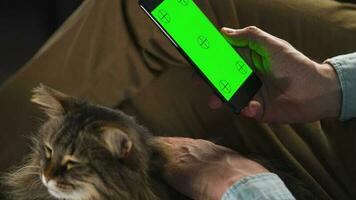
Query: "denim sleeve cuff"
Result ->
[[221, 173, 295, 200], [326, 52, 356, 121]]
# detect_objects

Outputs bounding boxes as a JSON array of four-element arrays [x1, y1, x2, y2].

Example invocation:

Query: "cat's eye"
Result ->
[[65, 160, 80, 170], [44, 145, 53, 160]]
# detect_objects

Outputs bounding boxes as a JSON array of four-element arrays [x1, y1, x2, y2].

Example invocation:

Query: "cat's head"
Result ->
[[30, 85, 157, 200]]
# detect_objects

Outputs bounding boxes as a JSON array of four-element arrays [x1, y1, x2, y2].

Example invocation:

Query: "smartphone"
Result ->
[[139, 0, 262, 113]]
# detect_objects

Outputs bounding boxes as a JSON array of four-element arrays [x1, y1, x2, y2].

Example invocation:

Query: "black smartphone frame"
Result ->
[[139, 0, 262, 113]]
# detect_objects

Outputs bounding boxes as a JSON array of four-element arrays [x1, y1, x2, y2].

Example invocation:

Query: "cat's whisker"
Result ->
[[11, 166, 40, 174], [18, 165, 40, 169], [21, 172, 41, 176]]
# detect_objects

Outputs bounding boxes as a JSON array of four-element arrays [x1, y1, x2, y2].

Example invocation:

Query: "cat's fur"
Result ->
[[1, 85, 185, 200]]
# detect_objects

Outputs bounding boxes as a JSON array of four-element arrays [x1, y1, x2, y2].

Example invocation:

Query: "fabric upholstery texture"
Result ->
[[0, 0, 355, 199]]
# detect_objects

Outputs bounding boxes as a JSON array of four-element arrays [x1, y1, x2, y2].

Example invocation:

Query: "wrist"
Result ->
[[216, 157, 268, 199], [316, 62, 342, 118], [214, 173, 245, 200]]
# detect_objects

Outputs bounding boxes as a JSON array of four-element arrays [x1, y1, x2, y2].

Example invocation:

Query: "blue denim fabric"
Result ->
[[327, 52, 356, 121], [221, 173, 295, 200]]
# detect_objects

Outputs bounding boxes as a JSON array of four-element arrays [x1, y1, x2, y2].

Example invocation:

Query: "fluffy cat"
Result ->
[[1, 85, 187, 200]]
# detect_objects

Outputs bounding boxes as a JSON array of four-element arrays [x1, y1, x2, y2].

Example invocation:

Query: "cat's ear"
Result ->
[[101, 127, 133, 158], [31, 84, 74, 118]]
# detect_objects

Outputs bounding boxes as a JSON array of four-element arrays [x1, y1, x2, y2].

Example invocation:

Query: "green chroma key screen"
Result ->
[[151, 0, 252, 101]]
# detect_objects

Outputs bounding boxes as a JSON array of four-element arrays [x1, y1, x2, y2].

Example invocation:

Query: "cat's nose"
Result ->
[[43, 163, 55, 181], [41, 174, 49, 185], [43, 173, 56, 184], [42, 174, 58, 189], [42, 168, 55, 184]]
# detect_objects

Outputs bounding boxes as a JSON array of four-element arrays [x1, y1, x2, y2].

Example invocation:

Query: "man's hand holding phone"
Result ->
[[139, 0, 341, 124], [205, 26, 342, 124]]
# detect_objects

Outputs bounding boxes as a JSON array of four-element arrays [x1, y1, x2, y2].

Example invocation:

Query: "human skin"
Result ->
[[208, 26, 342, 123], [159, 137, 268, 200]]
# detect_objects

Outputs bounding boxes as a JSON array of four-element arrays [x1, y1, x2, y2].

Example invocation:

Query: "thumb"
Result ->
[[241, 93, 265, 122], [221, 27, 247, 47], [221, 26, 276, 56]]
